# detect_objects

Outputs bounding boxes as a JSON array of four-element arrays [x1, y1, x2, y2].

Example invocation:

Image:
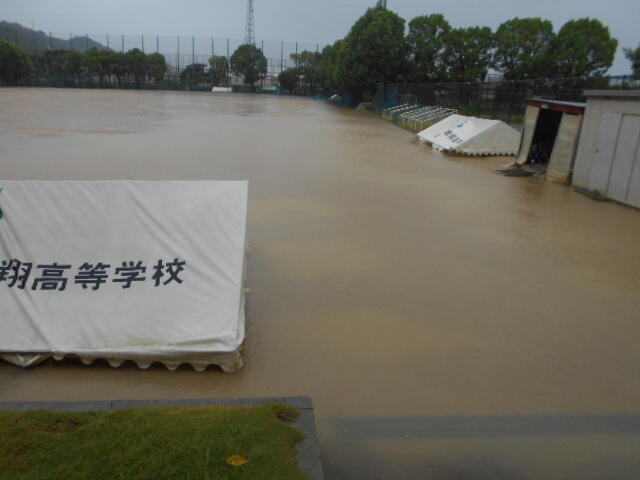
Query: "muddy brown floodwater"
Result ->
[[2, 88, 640, 479]]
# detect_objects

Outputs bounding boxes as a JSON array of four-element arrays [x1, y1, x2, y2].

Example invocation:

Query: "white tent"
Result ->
[[417, 114, 522, 156], [0, 181, 247, 373]]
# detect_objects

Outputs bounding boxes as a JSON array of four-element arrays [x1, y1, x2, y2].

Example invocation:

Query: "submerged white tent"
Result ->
[[0, 181, 247, 373], [417, 114, 522, 156]]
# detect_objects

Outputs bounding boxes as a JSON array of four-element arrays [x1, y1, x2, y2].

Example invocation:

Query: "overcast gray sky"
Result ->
[[2, 0, 638, 74]]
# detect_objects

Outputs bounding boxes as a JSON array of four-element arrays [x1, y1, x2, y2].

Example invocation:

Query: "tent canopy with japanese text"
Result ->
[[417, 114, 522, 156], [0, 181, 247, 373]]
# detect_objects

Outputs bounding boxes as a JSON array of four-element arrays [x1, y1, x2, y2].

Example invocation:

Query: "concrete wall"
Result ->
[[517, 105, 539, 165], [573, 95, 640, 208], [546, 113, 583, 184]]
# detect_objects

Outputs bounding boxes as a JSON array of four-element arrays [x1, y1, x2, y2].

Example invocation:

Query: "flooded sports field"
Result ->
[[2, 88, 640, 479]]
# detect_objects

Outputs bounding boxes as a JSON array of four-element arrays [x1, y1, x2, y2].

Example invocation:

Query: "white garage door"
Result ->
[[589, 113, 640, 207]]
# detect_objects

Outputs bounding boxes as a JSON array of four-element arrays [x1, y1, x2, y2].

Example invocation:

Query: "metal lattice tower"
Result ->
[[245, 0, 255, 45]]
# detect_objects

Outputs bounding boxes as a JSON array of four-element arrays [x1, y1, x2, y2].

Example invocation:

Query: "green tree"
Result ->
[[180, 63, 208, 86], [146, 53, 166, 83], [340, 6, 407, 99], [407, 14, 451, 82], [442, 26, 494, 82], [208, 55, 229, 86], [62, 50, 83, 82], [318, 40, 345, 93], [230, 44, 267, 85], [624, 44, 640, 76], [290, 50, 322, 93], [0, 39, 32, 85], [553, 18, 617, 77], [82, 48, 109, 86], [124, 48, 147, 86], [43, 49, 67, 75], [109, 51, 127, 87], [493, 17, 555, 79], [278, 68, 299, 92]]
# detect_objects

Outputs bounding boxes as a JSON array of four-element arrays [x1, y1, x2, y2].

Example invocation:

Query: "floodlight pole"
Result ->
[[245, 0, 255, 45]]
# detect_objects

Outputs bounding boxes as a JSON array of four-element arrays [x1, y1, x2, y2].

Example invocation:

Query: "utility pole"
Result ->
[[245, 0, 255, 45], [177, 36, 180, 74], [192, 37, 195, 85], [226, 38, 230, 86]]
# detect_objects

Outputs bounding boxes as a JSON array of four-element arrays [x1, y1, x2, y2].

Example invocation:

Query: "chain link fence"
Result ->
[[0, 27, 327, 90], [3, 26, 638, 113], [377, 76, 640, 123]]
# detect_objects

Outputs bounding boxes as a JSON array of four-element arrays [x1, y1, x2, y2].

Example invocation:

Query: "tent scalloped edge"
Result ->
[[1, 350, 243, 373]]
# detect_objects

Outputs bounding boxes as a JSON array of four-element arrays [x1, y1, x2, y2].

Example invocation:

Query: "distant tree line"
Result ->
[[0, 39, 32, 85], [626, 45, 640, 77], [315, 7, 627, 101], [177, 45, 269, 89], [278, 50, 322, 94], [1, 10, 636, 95], [0, 38, 273, 88], [0, 41, 169, 87], [36, 48, 168, 87]]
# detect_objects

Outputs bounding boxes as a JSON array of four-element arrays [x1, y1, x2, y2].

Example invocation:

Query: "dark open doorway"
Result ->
[[528, 108, 563, 166]]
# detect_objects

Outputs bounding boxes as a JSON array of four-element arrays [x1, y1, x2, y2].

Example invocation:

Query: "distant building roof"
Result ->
[[531, 98, 587, 108], [584, 90, 640, 100], [529, 98, 586, 114]]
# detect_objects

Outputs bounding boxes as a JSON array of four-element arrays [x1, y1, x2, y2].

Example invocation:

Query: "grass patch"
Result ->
[[574, 187, 609, 202], [574, 187, 640, 211], [585, 189, 608, 202], [0, 403, 306, 480]]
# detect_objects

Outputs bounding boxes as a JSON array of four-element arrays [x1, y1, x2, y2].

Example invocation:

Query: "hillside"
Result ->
[[0, 20, 106, 54]]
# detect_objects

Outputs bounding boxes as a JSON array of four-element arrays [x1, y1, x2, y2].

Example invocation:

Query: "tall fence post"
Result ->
[[177, 36, 180, 79], [294, 41, 299, 92], [226, 38, 230, 87], [192, 37, 195, 87], [509, 81, 518, 123]]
